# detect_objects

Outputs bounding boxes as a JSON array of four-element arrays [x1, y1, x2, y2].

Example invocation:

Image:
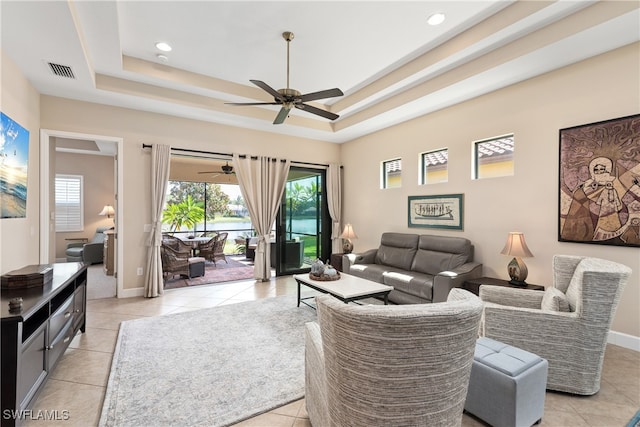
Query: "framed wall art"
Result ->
[[558, 114, 640, 247], [408, 193, 463, 230], [1, 112, 30, 219]]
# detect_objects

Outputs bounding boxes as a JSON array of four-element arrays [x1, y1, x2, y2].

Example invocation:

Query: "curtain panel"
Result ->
[[327, 163, 343, 254], [233, 154, 291, 281], [144, 144, 171, 297]]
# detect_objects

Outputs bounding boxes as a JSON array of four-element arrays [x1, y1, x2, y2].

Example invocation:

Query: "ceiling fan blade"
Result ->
[[250, 80, 284, 101], [197, 172, 222, 178], [299, 88, 344, 102], [225, 102, 281, 106], [296, 103, 339, 121], [273, 107, 291, 125]]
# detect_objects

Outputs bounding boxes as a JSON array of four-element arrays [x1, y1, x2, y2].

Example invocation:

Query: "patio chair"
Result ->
[[198, 232, 228, 265]]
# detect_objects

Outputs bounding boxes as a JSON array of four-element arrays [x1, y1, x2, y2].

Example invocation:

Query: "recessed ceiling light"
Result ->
[[156, 54, 169, 62], [155, 42, 172, 52], [427, 12, 446, 26]]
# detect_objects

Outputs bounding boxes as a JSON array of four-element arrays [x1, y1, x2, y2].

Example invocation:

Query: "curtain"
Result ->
[[327, 163, 343, 254], [233, 154, 290, 281], [144, 144, 171, 297]]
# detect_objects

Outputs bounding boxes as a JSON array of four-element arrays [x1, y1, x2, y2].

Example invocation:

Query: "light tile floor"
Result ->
[[22, 276, 640, 427]]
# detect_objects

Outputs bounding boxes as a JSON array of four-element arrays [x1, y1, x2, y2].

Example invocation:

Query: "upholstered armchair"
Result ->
[[480, 255, 631, 395], [305, 289, 483, 427], [66, 226, 111, 264]]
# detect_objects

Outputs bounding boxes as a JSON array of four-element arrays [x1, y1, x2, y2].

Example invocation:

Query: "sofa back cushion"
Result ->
[[374, 233, 419, 270], [411, 235, 472, 275]]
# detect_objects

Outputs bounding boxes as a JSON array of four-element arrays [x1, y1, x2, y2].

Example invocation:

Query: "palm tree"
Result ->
[[162, 195, 205, 234]]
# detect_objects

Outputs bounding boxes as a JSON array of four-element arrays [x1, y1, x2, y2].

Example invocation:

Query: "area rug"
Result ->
[[164, 257, 255, 289], [99, 295, 317, 427]]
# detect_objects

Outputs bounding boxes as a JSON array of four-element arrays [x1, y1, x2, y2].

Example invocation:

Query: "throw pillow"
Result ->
[[541, 287, 571, 312]]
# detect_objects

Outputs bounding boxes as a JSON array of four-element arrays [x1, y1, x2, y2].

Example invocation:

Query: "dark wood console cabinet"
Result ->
[[1, 263, 87, 427]]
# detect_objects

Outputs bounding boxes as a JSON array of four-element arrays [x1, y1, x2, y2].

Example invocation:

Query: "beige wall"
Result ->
[[341, 43, 640, 338], [39, 98, 341, 291], [54, 151, 115, 260], [2, 42, 638, 340], [0, 50, 41, 273]]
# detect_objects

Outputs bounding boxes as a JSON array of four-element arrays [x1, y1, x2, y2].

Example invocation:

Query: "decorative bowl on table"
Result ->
[[309, 271, 341, 281], [309, 259, 340, 281]]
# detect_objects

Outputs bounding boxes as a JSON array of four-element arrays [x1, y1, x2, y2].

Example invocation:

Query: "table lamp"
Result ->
[[99, 205, 115, 219], [340, 223, 358, 254], [500, 231, 533, 285]]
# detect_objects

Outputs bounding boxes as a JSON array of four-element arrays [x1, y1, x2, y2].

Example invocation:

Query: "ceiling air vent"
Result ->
[[47, 62, 75, 79]]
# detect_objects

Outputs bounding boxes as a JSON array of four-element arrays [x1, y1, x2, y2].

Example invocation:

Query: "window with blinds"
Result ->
[[55, 174, 83, 232]]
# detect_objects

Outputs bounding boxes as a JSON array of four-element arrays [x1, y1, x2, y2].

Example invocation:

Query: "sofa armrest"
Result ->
[[342, 249, 377, 274], [432, 262, 483, 303]]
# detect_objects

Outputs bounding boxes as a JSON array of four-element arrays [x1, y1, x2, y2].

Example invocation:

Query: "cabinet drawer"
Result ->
[[49, 295, 74, 340], [18, 325, 47, 409], [47, 320, 74, 371]]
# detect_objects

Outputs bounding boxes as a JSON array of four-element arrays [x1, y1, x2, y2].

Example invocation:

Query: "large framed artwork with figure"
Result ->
[[558, 114, 640, 247]]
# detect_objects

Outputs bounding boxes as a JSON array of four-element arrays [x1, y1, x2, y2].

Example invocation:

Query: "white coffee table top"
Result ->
[[294, 273, 393, 299]]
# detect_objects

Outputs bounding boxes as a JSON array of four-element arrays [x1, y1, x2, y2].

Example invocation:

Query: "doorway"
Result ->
[[40, 129, 124, 298], [274, 166, 331, 276]]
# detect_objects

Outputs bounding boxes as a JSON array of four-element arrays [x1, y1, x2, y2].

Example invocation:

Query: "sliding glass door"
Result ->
[[274, 167, 331, 276]]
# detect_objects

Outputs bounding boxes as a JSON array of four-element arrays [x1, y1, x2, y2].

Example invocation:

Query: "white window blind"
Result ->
[[55, 174, 83, 232]]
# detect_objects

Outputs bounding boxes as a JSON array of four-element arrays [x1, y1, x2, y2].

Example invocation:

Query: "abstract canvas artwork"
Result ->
[[1, 113, 30, 219], [558, 114, 640, 247]]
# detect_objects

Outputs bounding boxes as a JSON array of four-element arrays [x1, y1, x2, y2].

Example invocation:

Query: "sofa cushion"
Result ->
[[349, 263, 393, 283], [374, 233, 419, 271], [382, 270, 434, 301], [411, 235, 471, 275]]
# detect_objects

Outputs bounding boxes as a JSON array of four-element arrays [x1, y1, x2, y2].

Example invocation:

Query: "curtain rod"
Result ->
[[141, 143, 332, 168]]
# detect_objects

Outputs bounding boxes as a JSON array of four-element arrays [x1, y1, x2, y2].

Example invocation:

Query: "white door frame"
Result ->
[[40, 129, 124, 297]]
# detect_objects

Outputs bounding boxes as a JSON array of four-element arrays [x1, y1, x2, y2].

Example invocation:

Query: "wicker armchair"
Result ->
[[199, 232, 228, 265], [305, 289, 483, 427], [160, 243, 190, 278], [162, 234, 193, 256], [480, 255, 631, 395]]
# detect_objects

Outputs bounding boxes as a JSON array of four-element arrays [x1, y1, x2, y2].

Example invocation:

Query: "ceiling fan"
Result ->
[[226, 31, 344, 125], [198, 161, 235, 176]]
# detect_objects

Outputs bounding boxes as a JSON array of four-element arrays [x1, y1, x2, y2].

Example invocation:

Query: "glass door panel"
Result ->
[[275, 167, 330, 276]]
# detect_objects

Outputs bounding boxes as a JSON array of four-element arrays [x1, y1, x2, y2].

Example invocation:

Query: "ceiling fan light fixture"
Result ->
[[427, 12, 446, 26], [155, 41, 172, 52]]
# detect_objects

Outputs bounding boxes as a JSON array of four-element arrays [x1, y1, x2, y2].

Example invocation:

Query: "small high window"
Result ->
[[473, 134, 514, 179], [420, 149, 448, 184], [382, 159, 402, 189]]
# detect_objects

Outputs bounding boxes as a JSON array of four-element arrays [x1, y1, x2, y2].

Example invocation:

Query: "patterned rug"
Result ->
[[99, 296, 317, 427], [164, 257, 255, 289]]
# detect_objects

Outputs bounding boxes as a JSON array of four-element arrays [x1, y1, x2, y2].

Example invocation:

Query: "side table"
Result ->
[[462, 277, 544, 296], [330, 253, 344, 272]]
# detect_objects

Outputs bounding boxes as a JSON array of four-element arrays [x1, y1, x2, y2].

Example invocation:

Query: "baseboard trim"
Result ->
[[119, 287, 145, 298], [608, 330, 640, 352]]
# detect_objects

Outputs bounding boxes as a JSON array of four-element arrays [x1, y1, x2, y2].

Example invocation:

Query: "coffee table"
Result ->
[[294, 273, 394, 309]]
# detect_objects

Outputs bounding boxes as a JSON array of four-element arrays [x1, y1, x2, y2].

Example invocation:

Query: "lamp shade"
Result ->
[[340, 224, 358, 240], [99, 205, 115, 218], [500, 232, 533, 258]]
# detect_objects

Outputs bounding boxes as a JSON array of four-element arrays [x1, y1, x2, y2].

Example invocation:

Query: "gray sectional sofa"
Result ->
[[342, 232, 482, 304]]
